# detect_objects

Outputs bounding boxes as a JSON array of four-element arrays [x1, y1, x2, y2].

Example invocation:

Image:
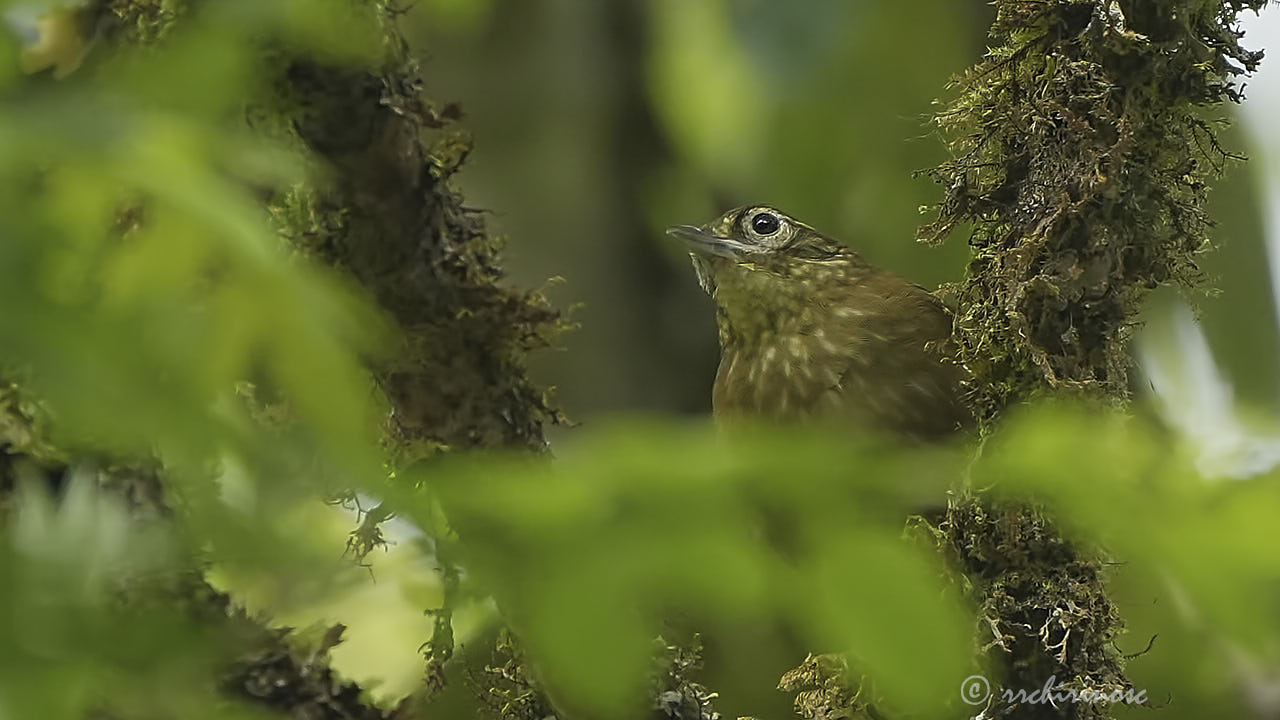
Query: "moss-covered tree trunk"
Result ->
[[920, 1, 1267, 719]]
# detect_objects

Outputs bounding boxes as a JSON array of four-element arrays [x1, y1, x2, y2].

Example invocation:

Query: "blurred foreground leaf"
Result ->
[[0, 0, 396, 582], [976, 405, 1280, 714], [0, 3, 404, 713], [0, 475, 249, 720], [413, 420, 973, 717]]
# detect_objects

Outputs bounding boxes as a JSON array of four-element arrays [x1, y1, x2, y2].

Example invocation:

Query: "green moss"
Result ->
[[0, 379, 63, 468], [937, 497, 1128, 719], [104, 0, 188, 44], [921, 0, 1265, 422]]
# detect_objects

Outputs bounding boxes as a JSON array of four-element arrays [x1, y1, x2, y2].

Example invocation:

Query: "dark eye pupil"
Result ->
[[751, 212, 781, 236]]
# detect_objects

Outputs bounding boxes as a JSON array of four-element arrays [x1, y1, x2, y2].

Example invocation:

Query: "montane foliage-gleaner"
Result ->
[[670, 205, 970, 438]]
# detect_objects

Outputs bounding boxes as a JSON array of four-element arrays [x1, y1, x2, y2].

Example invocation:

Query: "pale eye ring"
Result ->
[[750, 211, 782, 236]]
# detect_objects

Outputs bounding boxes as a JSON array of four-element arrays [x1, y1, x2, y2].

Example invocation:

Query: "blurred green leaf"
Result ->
[[0, 0, 390, 482], [415, 420, 972, 717], [0, 475, 258, 720], [0, 5, 399, 709], [977, 405, 1280, 713], [804, 533, 971, 715]]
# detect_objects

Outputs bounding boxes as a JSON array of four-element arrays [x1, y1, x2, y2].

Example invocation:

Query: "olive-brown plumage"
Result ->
[[669, 205, 970, 438]]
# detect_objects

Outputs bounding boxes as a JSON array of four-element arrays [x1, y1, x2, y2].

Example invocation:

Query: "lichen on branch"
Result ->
[[921, 0, 1266, 421]]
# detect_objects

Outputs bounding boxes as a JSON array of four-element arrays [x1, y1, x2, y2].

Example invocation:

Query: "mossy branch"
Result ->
[[268, 3, 564, 454], [921, 0, 1265, 421]]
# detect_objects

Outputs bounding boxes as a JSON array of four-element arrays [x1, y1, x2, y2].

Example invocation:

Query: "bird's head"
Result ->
[[667, 205, 869, 320]]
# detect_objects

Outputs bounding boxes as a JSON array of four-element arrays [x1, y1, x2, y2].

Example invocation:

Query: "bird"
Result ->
[[667, 205, 971, 438]]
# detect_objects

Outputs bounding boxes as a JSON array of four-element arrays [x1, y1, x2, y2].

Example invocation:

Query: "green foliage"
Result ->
[[378, 405, 1280, 719], [984, 406, 1280, 658], [0, 0, 388, 475], [0, 476, 259, 720], [0, 2, 400, 716]]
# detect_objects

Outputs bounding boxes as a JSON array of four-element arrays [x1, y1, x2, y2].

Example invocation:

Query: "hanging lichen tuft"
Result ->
[[920, 0, 1266, 422]]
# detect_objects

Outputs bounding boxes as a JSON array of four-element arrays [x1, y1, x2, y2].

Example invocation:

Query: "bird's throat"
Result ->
[[704, 258, 875, 419], [710, 260, 852, 346]]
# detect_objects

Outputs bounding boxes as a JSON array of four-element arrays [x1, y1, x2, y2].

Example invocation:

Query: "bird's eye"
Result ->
[[750, 211, 781, 236]]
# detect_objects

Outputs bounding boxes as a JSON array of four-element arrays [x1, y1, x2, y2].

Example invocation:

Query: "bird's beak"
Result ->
[[665, 225, 750, 259]]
